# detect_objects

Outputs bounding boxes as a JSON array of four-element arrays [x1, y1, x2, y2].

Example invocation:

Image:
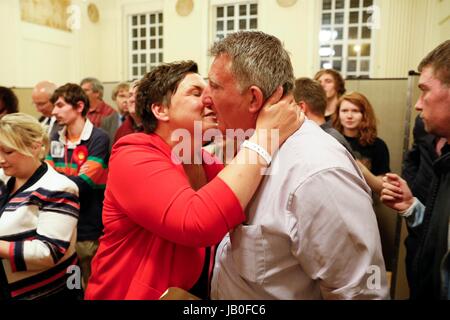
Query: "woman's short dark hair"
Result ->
[[50, 83, 90, 117], [0, 86, 19, 115], [136, 60, 198, 133]]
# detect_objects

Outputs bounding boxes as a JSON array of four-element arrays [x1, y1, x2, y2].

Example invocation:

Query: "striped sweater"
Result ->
[[0, 163, 79, 300], [46, 119, 109, 241]]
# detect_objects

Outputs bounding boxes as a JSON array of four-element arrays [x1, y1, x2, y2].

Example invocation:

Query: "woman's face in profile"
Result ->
[[167, 73, 217, 134], [339, 100, 363, 132], [0, 146, 35, 178]]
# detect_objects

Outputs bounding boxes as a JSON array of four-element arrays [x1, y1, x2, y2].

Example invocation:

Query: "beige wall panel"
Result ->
[[19, 24, 74, 87], [258, 0, 319, 78], [98, 0, 121, 82], [11, 88, 37, 118], [0, 0, 21, 86], [164, 0, 210, 76], [347, 79, 408, 174]]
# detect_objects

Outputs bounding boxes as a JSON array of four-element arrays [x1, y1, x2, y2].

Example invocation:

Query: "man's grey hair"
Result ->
[[210, 31, 294, 100], [33, 81, 57, 98], [80, 77, 104, 99]]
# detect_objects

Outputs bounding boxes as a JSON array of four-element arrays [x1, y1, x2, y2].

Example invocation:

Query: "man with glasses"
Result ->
[[31, 81, 60, 136]]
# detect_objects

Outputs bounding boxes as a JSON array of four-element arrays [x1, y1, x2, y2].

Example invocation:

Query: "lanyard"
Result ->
[[64, 144, 75, 176], [63, 137, 88, 176]]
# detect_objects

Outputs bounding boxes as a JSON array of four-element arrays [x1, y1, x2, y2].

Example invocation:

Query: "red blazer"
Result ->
[[85, 133, 244, 300]]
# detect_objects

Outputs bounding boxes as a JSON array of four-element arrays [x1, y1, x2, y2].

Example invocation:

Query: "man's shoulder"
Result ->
[[90, 126, 111, 143], [372, 137, 389, 152], [103, 112, 117, 121], [42, 165, 79, 195], [274, 121, 358, 179], [285, 120, 346, 155], [101, 112, 118, 128], [101, 101, 116, 114]]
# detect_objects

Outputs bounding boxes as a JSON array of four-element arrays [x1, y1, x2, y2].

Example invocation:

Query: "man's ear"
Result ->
[[248, 85, 264, 114], [76, 101, 85, 114], [298, 101, 307, 113], [151, 103, 169, 122]]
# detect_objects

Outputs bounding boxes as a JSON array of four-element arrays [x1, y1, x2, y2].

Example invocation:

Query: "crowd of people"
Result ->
[[0, 32, 448, 300]]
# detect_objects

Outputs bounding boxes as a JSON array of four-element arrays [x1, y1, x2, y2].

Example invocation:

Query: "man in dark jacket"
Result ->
[[381, 40, 450, 299], [401, 115, 446, 288]]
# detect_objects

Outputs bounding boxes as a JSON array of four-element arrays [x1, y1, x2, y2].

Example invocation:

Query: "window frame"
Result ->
[[128, 11, 164, 81], [211, 0, 259, 41], [319, 0, 375, 78]]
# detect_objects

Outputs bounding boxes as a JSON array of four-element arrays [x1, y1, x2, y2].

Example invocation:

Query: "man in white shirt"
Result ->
[[202, 31, 389, 300]]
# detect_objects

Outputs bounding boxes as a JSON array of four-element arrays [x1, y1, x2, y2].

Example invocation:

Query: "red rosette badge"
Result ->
[[72, 145, 89, 173]]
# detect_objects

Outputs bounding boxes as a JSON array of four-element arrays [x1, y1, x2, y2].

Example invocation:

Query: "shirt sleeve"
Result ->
[[290, 168, 390, 299], [106, 144, 245, 248], [400, 197, 426, 228], [8, 183, 79, 272]]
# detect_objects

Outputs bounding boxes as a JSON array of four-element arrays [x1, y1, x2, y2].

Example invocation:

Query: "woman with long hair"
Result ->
[[333, 92, 390, 194]]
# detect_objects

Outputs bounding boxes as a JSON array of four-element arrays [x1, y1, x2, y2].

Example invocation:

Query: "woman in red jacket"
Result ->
[[85, 60, 302, 300]]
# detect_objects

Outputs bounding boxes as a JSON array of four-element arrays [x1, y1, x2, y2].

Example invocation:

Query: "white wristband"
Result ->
[[241, 140, 272, 166]]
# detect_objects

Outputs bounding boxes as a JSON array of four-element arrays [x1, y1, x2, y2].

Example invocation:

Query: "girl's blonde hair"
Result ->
[[0, 113, 49, 160]]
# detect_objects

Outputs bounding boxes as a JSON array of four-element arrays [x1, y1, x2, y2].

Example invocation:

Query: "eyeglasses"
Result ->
[[33, 101, 50, 107]]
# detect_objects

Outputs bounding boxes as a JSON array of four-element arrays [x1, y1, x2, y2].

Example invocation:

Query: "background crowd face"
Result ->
[[32, 90, 53, 118], [415, 66, 450, 140], [115, 89, 129, 115], [52, 97, 83, 126], [317, 73, 338, 100], [339, 99, 363, 134], [202, 54, 254, 133], [81, 82, 100, 106]]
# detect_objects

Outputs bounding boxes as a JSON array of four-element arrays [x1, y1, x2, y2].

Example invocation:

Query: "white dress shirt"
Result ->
[[40, 116, 57, 136], [211, 120, 390, 300]]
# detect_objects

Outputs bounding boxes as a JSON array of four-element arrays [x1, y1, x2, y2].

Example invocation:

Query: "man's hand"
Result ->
[[254, 86, 305, 155], [380, 173, 415, 212]]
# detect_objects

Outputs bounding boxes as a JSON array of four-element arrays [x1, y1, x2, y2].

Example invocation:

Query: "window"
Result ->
[[129, 12, 163, 80], [214, 2, 258, 40], [319, 0, 374, 78]]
